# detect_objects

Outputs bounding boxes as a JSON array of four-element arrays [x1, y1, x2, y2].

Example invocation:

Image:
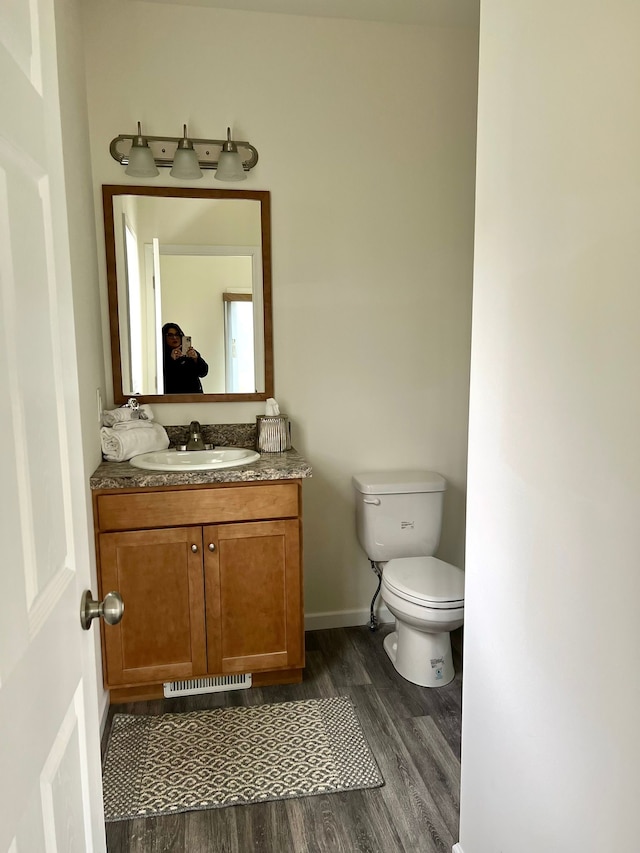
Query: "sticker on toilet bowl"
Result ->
[[431, 657, 445, 680]]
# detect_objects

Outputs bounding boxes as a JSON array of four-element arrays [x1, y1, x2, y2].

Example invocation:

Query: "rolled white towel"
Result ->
[[102, 405, 155, 426], [100, 423, 169, 462]]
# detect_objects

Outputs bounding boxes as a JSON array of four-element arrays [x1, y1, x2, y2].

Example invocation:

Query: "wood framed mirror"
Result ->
[[103, 185, 273, 404]]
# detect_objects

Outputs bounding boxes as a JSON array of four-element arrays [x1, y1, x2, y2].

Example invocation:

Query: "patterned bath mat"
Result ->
[[102, 696, 383, 820]]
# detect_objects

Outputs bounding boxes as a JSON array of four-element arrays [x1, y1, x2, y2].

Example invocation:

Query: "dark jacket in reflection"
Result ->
[[163, 350, 209, 394]]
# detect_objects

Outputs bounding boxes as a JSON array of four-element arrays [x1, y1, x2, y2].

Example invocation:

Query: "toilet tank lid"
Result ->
[[352, 470, 446, 495]]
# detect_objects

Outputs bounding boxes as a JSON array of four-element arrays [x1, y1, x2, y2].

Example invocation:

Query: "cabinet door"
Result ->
[[204, 519, 303, 674], [99, 527, 207, 687]]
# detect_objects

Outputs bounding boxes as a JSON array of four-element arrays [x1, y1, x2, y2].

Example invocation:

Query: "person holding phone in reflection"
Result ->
[[162, 322, 209, 394]]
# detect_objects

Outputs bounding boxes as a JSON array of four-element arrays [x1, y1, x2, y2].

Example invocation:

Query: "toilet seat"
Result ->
[[383, 556, 464, 609]]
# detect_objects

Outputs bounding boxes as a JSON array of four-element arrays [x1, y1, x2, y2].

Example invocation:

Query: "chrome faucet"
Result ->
[[186, 420, 205, 451]]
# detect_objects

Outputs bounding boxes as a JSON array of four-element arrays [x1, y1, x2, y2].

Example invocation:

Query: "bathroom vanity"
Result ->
[[90, 444, 312, 703]]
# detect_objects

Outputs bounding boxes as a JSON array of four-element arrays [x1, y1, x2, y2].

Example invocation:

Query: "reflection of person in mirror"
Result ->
[[162, 322, 209, 394]]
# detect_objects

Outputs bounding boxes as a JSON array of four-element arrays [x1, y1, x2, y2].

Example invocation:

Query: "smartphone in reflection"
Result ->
[[181, 335, 192, 355]]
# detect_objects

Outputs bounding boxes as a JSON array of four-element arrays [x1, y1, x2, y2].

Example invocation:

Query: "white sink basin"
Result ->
[[129, 447, 261, 472]]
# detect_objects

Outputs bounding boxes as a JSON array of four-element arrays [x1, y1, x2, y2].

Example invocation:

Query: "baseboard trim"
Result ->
[[452, 843, 464, 853], [304, 606, 394, 631]]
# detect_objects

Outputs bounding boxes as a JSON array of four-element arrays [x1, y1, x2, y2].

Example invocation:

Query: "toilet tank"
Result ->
[[352, 470, 446, 562]]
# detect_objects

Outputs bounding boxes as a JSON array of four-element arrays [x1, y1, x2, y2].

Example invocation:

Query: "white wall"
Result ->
[[54, 0, 109, 714], [55, 0, 105, 471], [459, 1, 640, 850], [81, 1, 478, 623]]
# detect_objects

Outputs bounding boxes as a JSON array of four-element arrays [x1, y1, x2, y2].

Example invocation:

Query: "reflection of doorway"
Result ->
[[154, 245, 263, 394], [224, 293, 255, 392], [159, 253, 252, 393]]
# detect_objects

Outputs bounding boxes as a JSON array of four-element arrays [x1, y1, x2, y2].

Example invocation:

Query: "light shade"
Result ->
[[215, 127, 247, 181], [170, 125, 203, 180], [215, 151, 247, 181], [125, 123, 159, 177], [170, 147, 203, 179]]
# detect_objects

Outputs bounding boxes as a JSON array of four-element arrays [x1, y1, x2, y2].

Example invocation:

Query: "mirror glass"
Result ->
[[103, 185, 273, 404]]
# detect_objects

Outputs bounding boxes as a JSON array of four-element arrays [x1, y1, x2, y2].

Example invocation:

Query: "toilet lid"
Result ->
[[383, 556, 465, 607]]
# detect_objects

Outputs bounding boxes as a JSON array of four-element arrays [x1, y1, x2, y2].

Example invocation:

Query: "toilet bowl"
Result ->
[[353, 469, 465, 688], [380, 556, 464, 687]]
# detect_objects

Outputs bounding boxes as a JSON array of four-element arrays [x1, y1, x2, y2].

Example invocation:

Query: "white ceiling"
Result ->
[[132, 0, 480, 28]]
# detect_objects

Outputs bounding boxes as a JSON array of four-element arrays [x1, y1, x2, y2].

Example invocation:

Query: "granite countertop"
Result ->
[[90, 447, 312, 490]]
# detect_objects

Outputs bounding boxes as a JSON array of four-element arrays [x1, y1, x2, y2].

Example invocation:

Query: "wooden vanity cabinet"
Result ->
[[93, 481, 304, 700]]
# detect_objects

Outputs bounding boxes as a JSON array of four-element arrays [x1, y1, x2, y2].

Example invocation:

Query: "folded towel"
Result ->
[[112, 420, 155, 431], [100, 423, 169, 462], [102, 405, 155, 426]]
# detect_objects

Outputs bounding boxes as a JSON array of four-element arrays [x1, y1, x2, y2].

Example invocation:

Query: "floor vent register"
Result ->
[[163, 674, 252, 697]]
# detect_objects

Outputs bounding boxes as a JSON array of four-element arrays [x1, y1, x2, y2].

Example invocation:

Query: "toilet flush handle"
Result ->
[[363, 498, 381, 505]]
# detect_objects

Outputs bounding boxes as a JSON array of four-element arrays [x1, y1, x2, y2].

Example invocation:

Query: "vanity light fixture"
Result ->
[[110, 122, 258, 181]]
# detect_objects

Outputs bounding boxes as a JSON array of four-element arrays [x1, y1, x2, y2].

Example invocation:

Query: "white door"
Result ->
[[0, 1, 106, 851]]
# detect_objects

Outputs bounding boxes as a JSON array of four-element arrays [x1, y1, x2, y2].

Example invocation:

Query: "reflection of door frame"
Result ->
[[115, 212, 132, 390], [123, 215, 143, 393], [159, 244, 265, 391], [143, 242, 164, 394]]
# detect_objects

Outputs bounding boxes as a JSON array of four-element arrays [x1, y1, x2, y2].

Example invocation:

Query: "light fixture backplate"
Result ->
[[109, 133, 258, 172]]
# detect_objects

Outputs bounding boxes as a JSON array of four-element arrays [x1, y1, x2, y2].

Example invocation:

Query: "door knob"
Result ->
[[80, 590, 124, 630], [208, 543, 216, 551]]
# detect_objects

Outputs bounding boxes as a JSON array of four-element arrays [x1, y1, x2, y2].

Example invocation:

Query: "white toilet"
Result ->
[[353, 470, 464, 688]]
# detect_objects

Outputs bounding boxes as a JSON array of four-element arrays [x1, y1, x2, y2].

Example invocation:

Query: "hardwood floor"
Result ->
[[102, 625, 463, 852]]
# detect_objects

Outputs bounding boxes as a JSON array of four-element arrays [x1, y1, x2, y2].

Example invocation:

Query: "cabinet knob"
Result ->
[[191, 544, 198, 553], [208, 543, 216, 552]]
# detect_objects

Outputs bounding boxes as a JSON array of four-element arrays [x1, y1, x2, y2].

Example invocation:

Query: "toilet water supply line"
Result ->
[[369, 561, 382, 631]]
